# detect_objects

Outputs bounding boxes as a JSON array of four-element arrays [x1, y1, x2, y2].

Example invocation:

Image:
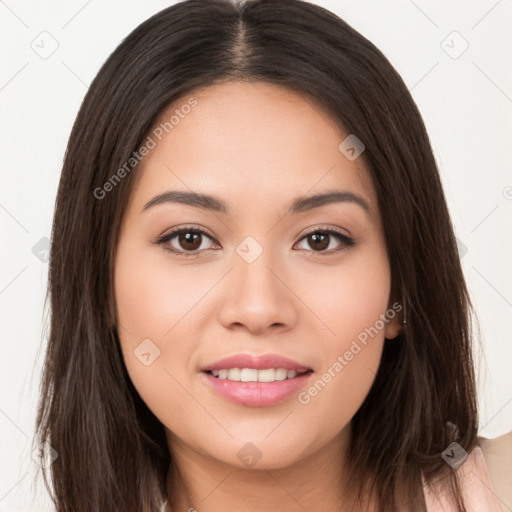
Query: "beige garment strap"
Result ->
[[422, 445, 504, 511]]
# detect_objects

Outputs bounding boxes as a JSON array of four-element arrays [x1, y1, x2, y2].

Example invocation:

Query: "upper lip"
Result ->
[[201, 353, 313, 372]]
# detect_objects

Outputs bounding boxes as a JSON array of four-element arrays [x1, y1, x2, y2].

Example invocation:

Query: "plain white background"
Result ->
[[1, 0, 511, 510]]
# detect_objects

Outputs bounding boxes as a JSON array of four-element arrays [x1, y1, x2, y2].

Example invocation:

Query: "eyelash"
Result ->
[[153, 224, 355, 258]]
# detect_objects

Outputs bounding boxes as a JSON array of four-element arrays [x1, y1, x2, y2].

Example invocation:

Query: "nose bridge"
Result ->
[[218, 235, 297, 332], [234, 235, 284, 307]]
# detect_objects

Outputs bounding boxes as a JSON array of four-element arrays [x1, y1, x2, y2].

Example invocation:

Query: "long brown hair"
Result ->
[[33, 0, 479, 510]]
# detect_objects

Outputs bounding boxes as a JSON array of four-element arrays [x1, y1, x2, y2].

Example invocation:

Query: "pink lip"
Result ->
[[201, 353, 312, 372], [201, 370, 313, 407]]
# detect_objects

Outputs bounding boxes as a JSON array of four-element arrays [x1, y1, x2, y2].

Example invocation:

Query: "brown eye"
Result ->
[[295, 229, 355, 254], [306, 232, 330, 251], [154, 227, 219, 256], [177, 231, 202, 251]]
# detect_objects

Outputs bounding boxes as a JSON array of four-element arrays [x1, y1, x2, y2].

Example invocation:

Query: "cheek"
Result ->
[[307, 239, 391, 344], [295, 241, 390, 416], [114, 239, 205, 338], [113, 238, 202, 413]]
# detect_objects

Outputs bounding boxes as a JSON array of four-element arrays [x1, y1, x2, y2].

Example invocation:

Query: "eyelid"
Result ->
[[298, 224, 352, 239], [156, 224, 216, 242]]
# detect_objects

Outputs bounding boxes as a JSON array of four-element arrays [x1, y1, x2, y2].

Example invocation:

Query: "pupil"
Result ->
[[310, 233, 328, 251], [180, 232, 201, 250]]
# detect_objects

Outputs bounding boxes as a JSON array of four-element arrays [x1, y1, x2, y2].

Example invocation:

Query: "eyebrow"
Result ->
[[141, 189, 372, 217]]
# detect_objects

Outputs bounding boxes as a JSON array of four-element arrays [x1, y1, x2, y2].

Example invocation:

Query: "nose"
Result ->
[[217, 251, 298, 335]]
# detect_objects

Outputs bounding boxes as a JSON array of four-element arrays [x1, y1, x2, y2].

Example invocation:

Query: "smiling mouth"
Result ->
[[204, 368, 313, 383]]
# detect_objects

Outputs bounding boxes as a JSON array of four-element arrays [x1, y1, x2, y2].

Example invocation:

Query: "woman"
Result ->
[[33, 0, 511, 510]]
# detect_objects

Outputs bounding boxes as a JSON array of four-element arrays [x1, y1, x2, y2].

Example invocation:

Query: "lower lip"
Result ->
[[201, 371, 313, 407]]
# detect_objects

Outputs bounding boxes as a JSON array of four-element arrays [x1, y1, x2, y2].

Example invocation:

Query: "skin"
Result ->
[[114, 81, 403, 512]]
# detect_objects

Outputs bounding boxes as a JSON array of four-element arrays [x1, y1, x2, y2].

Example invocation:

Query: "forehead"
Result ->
[[129, 81, 377, 218]]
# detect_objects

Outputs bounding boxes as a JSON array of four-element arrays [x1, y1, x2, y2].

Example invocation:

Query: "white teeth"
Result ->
[[209, 367, 306, 382], [240, 368, 259, 382], [227, 368, 240, 381], [256, 369, 275, 382], [275, 368, 288, 381]]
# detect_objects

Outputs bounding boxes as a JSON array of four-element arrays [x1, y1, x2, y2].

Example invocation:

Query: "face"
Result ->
[[114, 81, 402, 471]]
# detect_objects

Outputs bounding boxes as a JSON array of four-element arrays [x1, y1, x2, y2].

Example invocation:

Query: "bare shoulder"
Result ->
[[478, 430, 512, 511]]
